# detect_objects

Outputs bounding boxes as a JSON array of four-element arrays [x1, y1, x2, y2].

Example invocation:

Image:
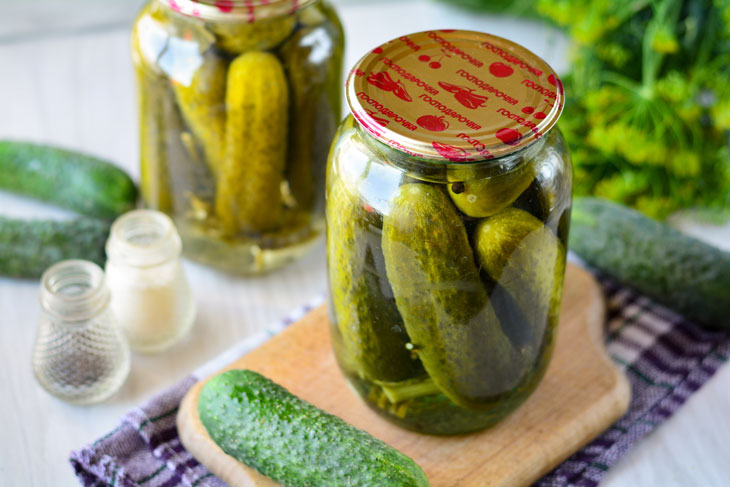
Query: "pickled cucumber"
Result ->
[[512, 177, 550, 222], [473, 208, 566, 357], [448, 159, 535, 218], [279, 17, 343, 211], [137, 68, 173, 213], [215, 51, 289, 234], [170, 49, 227, 176], [208, 16, 296, 54], [327, 178, 424, 383], [382, 183, 523, 410]]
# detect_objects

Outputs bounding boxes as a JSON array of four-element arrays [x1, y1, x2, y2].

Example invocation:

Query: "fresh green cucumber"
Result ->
[[570, 197, 730, 329], [0, 216, 110, 278], [198, 369, 429, 487], [0, 141, 137, 219]]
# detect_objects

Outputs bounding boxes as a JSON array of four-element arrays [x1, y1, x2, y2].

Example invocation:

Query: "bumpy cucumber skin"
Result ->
[[382, 183, 522, 410], [474, 208, 566, 358], [0, 142, 137, 220], [279, 2, 344, 212], [171, 49, 227, 176], [448, 161, 535, 218], [209, 16, 296, 54], [570, 197, 730, 329], [215, 51, 289, 234], [0, 216, 110, 278], [198, 369, 429, 487], [327, 178, 424, 383]]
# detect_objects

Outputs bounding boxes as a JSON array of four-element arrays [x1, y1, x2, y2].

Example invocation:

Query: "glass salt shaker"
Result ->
[[105, 209, 196, 353], [32, 260, 130, 405]]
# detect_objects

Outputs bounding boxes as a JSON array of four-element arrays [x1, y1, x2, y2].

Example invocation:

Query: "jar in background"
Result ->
[[32, 260, 130, 405], [131, 0, 344, 274], [106, 209, 196, 353], [326, 30, 572, 434]]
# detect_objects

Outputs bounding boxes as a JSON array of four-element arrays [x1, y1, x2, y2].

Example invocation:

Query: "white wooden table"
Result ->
[[1, 1, 729, 485]]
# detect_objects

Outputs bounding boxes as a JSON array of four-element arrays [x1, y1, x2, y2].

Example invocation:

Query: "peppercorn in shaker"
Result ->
[[32, 260, 130, 404]]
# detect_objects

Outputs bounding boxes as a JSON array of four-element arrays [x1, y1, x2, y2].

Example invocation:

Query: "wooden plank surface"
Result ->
[[178, 263, 631, 486]]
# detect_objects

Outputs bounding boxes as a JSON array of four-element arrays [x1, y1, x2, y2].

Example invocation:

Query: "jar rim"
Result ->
[[346, 30, 565, 164], [158, 0, 317, 22], [40, 260, 110, 324], [346, 114, 550, 182], [106, 210, 182, 268]]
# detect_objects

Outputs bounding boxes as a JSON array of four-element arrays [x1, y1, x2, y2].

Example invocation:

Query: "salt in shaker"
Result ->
[[105, 209, 196, 353]]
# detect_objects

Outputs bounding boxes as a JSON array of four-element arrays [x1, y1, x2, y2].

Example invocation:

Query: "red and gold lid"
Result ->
[[346, 30, 565, 162], [160, 0, 314, 21]]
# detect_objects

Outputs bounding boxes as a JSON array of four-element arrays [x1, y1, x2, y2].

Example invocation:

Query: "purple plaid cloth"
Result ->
[[70, 279, 730, 487]]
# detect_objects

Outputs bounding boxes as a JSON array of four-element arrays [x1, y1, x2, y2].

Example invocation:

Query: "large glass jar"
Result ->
[[326, 30, 572, 434], [132, 0, 344, 274]]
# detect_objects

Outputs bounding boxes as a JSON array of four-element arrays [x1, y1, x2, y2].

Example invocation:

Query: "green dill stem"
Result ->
[[376, 378, 441, 404]]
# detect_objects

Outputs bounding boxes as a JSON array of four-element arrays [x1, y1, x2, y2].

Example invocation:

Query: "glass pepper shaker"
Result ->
[[32, 260, 130, 405], [105, 209, 196, 353]]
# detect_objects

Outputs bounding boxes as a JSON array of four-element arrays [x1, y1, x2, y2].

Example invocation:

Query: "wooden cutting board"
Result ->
[[177, 263, 630, 487]]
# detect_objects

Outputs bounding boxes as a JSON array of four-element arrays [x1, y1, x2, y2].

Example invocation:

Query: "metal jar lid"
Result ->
[[346, 30, 565, 162]]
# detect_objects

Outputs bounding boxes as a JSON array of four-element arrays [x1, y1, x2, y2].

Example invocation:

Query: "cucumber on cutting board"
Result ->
[[0, 216, 110, 278], [198, 369, 429, 487], [0, 141, 137, 219], [570, 197, 730, 329]]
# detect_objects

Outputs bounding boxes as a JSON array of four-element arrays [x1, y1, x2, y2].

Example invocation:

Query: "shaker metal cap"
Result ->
[[346, 30, 565, 162]]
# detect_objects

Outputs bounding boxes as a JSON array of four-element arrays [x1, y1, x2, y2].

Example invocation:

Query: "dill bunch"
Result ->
[[446, 0, 730, 219]]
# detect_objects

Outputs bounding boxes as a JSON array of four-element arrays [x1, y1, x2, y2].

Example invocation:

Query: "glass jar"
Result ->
[[326, 30, 572, 434], [32, 260, 130, 405], [106, 209, 196, 353], [131, 0, 344, 274]]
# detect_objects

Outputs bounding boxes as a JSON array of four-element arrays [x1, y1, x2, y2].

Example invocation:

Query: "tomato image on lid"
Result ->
[[489, 62, 514, 78], [496, 128, 522, 146], [548, 73, 564, 93], [346, 30, 565, 162], [417, 115, 450, 132]]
